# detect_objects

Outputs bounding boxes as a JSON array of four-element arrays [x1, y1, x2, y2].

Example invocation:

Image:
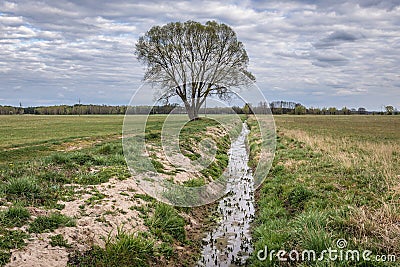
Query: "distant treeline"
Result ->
[[266, 101, 398, 115], [0, 101, 398, 115], [0, 104, 127, 115]]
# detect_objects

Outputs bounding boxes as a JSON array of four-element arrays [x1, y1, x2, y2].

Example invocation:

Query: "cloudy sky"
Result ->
[[1, 0, 399, 110]]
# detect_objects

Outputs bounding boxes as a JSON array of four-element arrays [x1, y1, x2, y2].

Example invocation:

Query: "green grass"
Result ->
[[85, 191, 106, 206], [1, 175, 70, 208], [0, 250, 10, 266], [145, 203, 186, 242], [0, 114, 242, 266], [0, 115, 124, 163], [0, 139, 130, 208], [68, 229, 154, 267], [29, 213, 76, 233], [177, 117, 220, 160], [49, 234, 71, 248], [249, 115, 400, 266], [182, 178, 205, 187], [0, 230, 30, 267], [0, 205, 30, 227], [133, 194, 155, 202], [0, 230, 29, 250], [2, 176, 40, 198]]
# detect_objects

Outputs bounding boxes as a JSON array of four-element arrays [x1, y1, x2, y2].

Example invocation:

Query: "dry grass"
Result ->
[[348, 204, 400, 253], [280, 125, 400, 255], [283, 129, 400, 193]]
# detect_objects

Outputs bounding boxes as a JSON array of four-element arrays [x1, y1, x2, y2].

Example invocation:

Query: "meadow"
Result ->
[[0, 115, 124, 163], [250, 115, 400, 266], [0, 114, 399, 266]]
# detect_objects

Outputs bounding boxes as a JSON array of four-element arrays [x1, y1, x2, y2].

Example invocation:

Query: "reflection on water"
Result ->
[[198, 122, 255, 266]]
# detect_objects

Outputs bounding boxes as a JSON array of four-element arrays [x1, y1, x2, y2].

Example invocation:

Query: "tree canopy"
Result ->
[[135, 20, 255, 120]]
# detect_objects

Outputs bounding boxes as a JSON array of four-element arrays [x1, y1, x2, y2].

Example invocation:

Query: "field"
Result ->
[[250, 115, 400, 266], [0, 115, 399, 266], [0, 115, 124, 163], [0, 114, 243, 266]]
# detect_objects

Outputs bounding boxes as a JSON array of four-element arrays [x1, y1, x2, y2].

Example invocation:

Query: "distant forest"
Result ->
[[0, 101, 398, 115]]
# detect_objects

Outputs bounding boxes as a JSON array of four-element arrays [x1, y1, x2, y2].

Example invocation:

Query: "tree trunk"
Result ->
[[188, 106, 195, 120], [193, 106, 200, 120], [183, 98, 202, 121], [183, 102, 194, 120], [184, 104, 201, 120]]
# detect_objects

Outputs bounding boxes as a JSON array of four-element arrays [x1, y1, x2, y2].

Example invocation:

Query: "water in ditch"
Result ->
[[198, 122, 255, 267]]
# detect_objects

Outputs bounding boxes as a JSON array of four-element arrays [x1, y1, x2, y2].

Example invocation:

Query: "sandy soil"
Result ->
[[7, 177, 148, 267], [146, 124, 229, 185], [6, 174, 214, 267]]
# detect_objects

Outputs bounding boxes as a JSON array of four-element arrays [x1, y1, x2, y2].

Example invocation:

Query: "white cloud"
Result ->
[[0, 0, 399, 109], [0, 14, 24, 25], [335, 88, 368, 96]]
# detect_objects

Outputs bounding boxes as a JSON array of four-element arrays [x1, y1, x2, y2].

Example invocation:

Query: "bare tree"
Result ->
[[135, 21, 255, 120]]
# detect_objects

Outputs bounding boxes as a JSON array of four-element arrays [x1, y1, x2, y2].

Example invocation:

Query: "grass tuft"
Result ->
[[49, 234, 71, 248], [0, 230, 29, 250], [286, 186, 313, 211], [68, 229, 154, 267], [0, 205, 31, 227], [2, 177, 40, 198], [28, 212, 76, 233], [0, 250, 10, 266], [146, 203, 186, 242], [291, 210, 332, 252]]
